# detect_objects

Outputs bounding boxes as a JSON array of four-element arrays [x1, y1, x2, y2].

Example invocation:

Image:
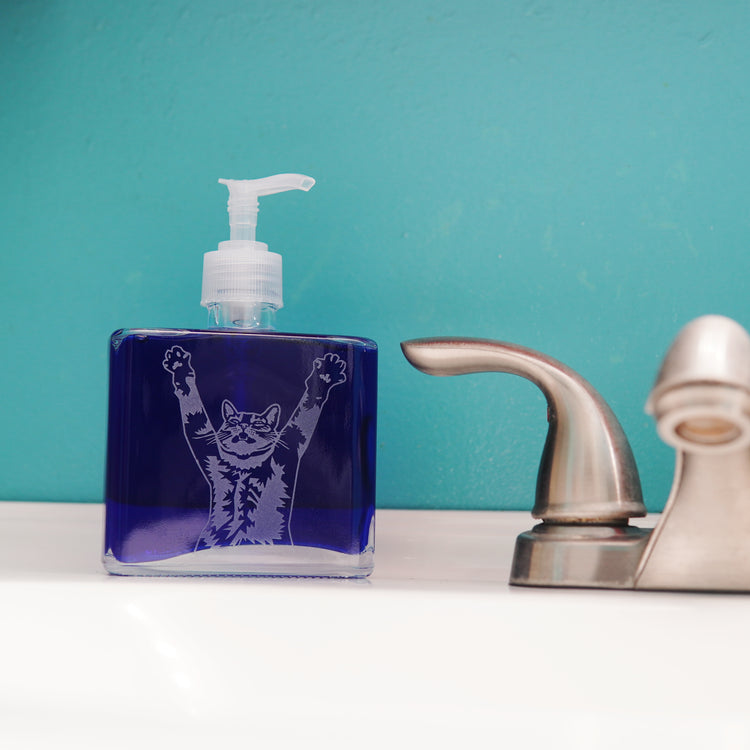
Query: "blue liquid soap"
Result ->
[[104, 175, 377, 576]]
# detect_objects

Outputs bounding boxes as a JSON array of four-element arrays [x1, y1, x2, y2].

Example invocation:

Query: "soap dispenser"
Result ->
[[104, 175, 377, 577]]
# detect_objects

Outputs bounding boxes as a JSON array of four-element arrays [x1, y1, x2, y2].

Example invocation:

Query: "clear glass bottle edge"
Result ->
[[102, 545, 375, 578], [110, 327, 378, 350]]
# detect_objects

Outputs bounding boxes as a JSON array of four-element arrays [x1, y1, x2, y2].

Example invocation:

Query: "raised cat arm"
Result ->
[[305, 352, 347, 402], [280, 352, 347, 458], [162, 346, 221, 475], [163, 345, 197, 398]]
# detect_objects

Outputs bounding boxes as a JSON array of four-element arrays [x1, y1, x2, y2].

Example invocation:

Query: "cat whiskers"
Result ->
[[271, 433, 288, 450]]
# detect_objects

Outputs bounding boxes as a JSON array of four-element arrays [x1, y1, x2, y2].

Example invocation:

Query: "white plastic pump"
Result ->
[[201, 174, 315, 325]]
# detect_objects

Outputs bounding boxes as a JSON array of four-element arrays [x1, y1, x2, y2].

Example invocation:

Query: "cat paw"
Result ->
[[163, 345, 192, 374], [311, 353, 347, 387]]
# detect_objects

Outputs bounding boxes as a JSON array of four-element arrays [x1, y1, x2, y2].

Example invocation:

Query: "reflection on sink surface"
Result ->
[[0, 502, 749, 749]]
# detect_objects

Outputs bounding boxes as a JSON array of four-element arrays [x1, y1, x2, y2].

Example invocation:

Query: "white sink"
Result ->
[[0, 502, 748, 749]]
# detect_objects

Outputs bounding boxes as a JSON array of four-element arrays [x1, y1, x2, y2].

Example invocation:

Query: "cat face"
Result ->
[[217, 400, 281, 459]]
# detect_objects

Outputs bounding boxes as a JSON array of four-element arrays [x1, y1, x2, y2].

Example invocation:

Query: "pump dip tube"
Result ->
[[104, 175, 377, 576]]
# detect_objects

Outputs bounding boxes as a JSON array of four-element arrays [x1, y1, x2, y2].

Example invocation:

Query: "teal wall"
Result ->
[[3, 0, 750, 512]]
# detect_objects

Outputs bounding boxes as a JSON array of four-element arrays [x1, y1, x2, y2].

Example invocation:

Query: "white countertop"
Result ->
[[0, 502, 748, 749]]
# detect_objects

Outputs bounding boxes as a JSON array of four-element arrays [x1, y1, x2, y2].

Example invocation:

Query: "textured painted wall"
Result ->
[[2, 0, 750, 512]]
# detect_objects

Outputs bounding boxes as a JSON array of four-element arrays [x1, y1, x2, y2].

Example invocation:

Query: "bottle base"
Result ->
[[103, 543, 374, 578]]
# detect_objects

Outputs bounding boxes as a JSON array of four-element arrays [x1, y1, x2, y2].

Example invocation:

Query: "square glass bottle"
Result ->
[[103, 175, 377, 576]]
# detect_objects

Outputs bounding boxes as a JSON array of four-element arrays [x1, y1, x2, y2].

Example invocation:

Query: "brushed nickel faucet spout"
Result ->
[[403, 315, 750, 592], [401, 337, 649, 588], [401, 338, 645, 523]]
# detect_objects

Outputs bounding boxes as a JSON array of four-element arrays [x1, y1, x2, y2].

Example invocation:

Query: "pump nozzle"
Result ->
[[218, 174, 315, 243], [201, 174, 315, 327]]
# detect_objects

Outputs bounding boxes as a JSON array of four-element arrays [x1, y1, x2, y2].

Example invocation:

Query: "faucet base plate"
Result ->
[[510, 523, 653, 589]]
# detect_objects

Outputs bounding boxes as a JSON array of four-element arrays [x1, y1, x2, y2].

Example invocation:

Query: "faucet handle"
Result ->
[[646, 315, 750, 452], [636, 316, 750, 591]]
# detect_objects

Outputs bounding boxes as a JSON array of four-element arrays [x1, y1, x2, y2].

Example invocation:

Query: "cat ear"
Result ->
[[261, 404, 281, 429], [222, 400, 239, 421]]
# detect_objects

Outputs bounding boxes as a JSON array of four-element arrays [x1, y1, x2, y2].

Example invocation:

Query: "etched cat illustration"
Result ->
[[162, 345, 347, 548]]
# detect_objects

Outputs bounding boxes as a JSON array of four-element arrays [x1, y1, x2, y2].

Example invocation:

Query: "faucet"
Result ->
[[401, 315, 750, 592]]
